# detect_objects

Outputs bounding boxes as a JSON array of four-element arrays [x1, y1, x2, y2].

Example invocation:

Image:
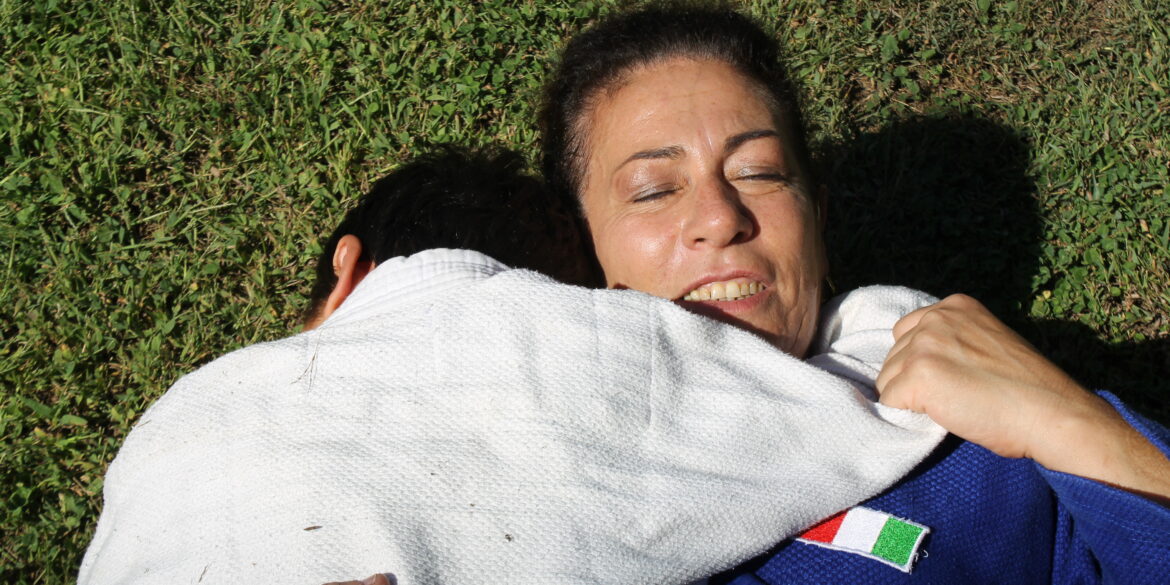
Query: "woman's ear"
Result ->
[[307, 235, 374, 329]]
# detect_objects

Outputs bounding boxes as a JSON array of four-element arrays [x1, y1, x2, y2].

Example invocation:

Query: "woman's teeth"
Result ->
[[682, 280, 766, 302]]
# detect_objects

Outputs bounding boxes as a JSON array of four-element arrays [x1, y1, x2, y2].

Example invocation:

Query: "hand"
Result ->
[[876, 294, 1170, 499], [875, 294, 1094, 459]]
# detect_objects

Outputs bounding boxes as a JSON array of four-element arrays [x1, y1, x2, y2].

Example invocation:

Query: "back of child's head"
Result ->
[[305, 144, 592, 323]]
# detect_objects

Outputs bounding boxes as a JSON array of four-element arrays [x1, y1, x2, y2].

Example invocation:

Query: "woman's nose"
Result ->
[[681, 179, 754, 248]]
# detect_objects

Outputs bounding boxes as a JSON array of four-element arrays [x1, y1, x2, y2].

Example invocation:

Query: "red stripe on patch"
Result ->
[[800, 510, 848, 543]]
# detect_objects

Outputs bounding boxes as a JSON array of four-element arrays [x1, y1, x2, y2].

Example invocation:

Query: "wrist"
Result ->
[[1029, 391, 1170, 500], [1024, 387, 1121, 476]]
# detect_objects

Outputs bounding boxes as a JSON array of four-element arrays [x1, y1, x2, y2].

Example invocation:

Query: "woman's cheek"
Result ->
[[602, 216, 675, 292]]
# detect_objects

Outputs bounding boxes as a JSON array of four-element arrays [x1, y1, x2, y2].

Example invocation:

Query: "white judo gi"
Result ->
[[80, 249, 943, 585]]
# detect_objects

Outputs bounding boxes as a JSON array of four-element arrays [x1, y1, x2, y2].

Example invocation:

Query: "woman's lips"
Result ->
[[680, 278, 767, 302], [675, 276, 771, 318]]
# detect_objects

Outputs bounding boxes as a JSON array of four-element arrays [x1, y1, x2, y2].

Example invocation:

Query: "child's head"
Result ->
[[304, 144, 591, 327]]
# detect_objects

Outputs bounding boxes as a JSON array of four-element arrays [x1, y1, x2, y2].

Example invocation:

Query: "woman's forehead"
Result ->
[[586, 59, 782, 155]]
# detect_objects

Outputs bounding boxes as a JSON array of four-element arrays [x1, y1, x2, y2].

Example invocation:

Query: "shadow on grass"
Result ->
[[817, 114, 1169, 423]]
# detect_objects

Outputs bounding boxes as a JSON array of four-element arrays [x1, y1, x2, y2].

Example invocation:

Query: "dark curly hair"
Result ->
[[539, 1, 817, 212], [304, 145, 591, 324]]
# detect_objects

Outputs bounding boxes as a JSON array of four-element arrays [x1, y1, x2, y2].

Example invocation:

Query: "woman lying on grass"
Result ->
[[537, 2, 1170, 583], [78, 3, 1170, 585], [79, 144, 946, 584]]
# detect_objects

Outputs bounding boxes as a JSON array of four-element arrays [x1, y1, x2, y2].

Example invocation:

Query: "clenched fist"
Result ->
[[877, 294, 1170, 501]]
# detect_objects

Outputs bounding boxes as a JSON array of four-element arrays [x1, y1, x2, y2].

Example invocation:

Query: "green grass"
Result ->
[[2, 0, 1167, 581]]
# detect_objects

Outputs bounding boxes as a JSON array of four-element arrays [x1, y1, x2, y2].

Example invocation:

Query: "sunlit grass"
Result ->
[[2, 0, 1167, 581]]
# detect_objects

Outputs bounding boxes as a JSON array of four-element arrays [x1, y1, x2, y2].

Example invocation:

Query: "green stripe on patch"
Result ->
[[872, 517, 924, 566]]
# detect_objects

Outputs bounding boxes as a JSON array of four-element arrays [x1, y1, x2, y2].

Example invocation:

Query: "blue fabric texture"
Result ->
[[713, 392, 1170, 585]]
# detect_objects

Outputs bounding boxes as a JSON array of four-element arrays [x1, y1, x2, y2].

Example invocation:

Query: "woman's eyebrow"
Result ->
[[724, 129, 780, 154], [616, 145, 684, 171]]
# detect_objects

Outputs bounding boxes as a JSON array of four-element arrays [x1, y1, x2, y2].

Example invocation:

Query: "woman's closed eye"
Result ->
[[730, 169, 795, 194], [730, 166, 790, 183], [632, 185, 680, 203]]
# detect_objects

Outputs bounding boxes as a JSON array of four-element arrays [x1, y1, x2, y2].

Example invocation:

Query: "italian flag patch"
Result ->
[[797, 507, 929, 573]]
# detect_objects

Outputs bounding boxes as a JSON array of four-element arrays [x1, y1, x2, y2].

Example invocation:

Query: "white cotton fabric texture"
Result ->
[[79, 248, 944, 585]]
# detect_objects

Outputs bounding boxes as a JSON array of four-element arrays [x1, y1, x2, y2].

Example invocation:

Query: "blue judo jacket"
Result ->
[[716, 392, 1170, 585]]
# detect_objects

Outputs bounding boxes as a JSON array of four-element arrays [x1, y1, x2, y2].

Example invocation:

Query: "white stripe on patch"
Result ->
[[832, 506, 888, 550]]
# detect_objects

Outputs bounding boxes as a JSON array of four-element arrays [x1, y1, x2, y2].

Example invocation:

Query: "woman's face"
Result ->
[[579, 58, 827, 356]]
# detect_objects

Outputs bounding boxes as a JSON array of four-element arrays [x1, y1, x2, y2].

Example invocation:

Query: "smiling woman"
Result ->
[[539, 2, 1170, 583], [540, 3, 830, 357], [577, 57, 826, 355]]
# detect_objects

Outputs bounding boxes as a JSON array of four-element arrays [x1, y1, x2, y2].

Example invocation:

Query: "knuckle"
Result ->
[[908, 323, 949, 348], [904, 350, 947, 378], [942, 292, 972, 304], [942, 293, 983, 311], [915, 310, 945, 329]]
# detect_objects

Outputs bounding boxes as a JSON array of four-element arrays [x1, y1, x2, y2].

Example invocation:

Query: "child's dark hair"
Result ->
[[539, 1, 816, 212], [304, 144, 590, 324]]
